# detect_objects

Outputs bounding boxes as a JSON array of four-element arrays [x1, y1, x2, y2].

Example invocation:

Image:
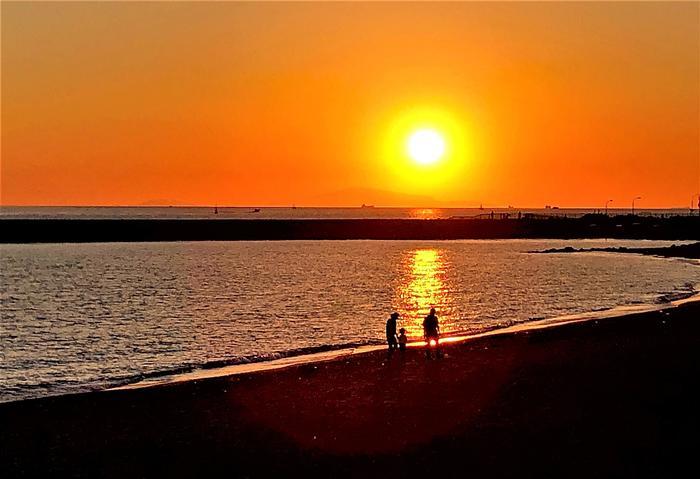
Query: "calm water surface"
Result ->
[[1, 239, 699, 402]]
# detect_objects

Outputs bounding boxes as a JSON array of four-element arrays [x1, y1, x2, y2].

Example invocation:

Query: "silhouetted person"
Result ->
[[386, 312, 399, 352], [398, 328, 408, 352], [423, 308, 440, 358]]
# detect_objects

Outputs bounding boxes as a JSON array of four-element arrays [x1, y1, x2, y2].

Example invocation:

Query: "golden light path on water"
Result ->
[[394, 248, 456, 339]]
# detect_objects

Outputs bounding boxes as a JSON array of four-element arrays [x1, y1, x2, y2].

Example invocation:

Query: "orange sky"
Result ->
[[2, 2, 699, 208]]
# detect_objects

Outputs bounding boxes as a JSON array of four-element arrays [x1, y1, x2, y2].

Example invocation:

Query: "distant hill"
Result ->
[[311, 188, 470, 208]]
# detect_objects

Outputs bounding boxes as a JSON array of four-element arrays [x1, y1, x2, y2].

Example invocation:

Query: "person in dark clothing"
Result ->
[[398, 328, 408, 352], [386, 312, 399, 352], [423, 308, 440, 358]]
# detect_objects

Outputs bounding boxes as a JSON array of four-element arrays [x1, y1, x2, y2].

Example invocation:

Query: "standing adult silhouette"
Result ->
[[423, 308, 440, 358], [386, 312, 399, 352]]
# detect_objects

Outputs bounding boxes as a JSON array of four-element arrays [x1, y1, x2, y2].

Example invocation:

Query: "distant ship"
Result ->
[[361, 204, 375, 208], [214, 206, 218, 215], [251, 208, 261, 213]]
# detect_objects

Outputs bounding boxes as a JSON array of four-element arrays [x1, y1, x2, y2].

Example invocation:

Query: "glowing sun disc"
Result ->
[[407, 129, 445, 165]]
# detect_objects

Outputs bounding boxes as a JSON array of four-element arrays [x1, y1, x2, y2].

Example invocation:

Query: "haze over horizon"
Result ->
[[2, 2, 699, 208]]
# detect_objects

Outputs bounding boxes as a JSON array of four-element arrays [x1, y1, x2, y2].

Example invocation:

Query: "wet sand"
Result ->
[[2, 301, 700, 478]]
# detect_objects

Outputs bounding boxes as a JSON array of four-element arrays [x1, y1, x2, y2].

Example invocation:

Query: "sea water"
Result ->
[[1, 239, 698, 402]]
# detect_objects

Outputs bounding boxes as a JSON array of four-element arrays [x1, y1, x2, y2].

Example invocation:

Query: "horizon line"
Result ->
[[0, 204, 696, 210]]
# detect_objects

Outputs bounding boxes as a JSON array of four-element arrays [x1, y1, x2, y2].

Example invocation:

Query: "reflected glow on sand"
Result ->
[[395, 248, 452, 339]]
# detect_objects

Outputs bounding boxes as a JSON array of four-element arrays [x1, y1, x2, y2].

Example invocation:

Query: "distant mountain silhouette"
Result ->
[[311, 188, 470, 208], [135, 191, 479, 208]]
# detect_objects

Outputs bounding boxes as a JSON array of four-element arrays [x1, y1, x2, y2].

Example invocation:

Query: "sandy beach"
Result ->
[[2, 299, 699, 478]]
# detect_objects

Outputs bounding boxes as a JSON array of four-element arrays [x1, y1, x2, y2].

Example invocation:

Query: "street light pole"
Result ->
[[632, 196, 641, 216], [605, 199, 613, 216]]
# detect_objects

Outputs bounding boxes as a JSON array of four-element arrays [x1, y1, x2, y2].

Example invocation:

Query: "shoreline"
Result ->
[[109, 290, 700, 394], [2, 243, 697, 405], [3, 298, 700, 477], [2, 287, 696, 406]]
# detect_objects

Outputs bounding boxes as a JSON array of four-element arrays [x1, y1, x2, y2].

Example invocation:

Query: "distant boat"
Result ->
[[479, 203, 484, 210], [251, 208, 261, 213], [361, 204, 375, 208], [291, 205, 297, 209], [214, 206, 218, 215]]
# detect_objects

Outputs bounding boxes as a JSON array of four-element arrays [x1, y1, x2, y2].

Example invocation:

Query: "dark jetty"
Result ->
[[535, 241, 700, 259], [2, 214, 698, 243]]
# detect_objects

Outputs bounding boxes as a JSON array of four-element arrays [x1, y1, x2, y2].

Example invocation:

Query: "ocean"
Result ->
[[1, 238, 698, 402]]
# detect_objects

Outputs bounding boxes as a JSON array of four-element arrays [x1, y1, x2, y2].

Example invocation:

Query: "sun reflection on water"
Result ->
[[395, 248, 452, 339], [409, 208, 442, 219]]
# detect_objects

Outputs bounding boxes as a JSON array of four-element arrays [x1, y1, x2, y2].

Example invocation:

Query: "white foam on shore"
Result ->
[[109, 292, 700, 392]]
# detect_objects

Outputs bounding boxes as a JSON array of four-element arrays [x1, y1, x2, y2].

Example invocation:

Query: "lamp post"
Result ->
[[605, 199, 613, 216], [632, 196, 641, 216]]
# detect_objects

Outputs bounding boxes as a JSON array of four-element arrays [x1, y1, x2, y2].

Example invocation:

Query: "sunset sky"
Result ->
[[2, 2, 699, 208]]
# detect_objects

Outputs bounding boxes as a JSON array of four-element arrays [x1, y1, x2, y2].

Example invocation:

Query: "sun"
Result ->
[[407, 129, 446, 165], [380, 106, 473, 192]]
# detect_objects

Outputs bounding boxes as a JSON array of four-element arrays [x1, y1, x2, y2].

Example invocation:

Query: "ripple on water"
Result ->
[[1, 239, 698, 402]]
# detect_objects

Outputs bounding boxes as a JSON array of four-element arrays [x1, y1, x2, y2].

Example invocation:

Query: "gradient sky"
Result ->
[[2, 2, 699, 207]]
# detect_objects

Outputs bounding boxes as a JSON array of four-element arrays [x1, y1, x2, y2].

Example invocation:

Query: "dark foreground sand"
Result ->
[[3, 301, 700, 478]]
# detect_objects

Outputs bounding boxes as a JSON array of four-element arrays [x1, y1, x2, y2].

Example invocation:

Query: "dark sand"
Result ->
[[3, 301, 700, 478]]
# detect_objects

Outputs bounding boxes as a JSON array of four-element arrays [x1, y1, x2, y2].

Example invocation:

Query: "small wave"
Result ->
[[0, 340, 383, 404], [107, 340, 382, 389]]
